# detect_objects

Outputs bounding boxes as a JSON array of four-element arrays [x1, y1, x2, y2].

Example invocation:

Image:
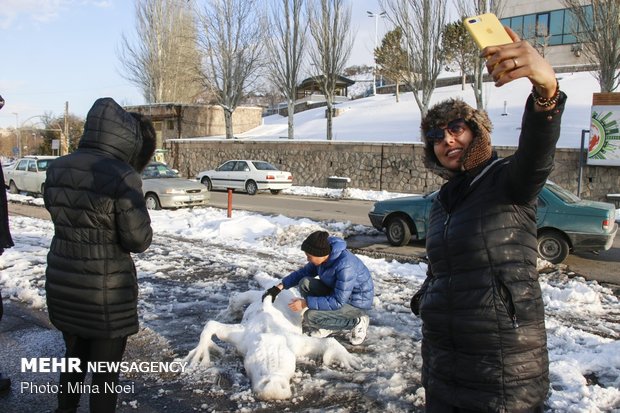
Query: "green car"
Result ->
[[368, 181, 618, 264]]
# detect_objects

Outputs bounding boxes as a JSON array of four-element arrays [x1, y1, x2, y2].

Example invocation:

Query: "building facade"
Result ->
[[123, 103, 262, 149], [500, 0, 588, 67]]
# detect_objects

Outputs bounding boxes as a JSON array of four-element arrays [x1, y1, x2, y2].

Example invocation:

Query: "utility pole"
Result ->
[[367, 11, 386, 96]]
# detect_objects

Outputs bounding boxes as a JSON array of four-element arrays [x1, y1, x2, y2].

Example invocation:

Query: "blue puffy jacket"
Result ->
[[282, 237, 374, 310]]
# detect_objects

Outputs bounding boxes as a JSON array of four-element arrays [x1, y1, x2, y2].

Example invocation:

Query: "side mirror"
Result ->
[[0, 95, 4, 110]]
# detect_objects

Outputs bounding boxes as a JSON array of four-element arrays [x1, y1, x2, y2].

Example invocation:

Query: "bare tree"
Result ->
[[381, 0, 448, 119], [455, 0, 505, 109], [562, 0, 620, 92], [265, 0, 308, 139], [118, 0, 202, 103], [195, 0, 265, 139], [307, 0, 354, 141]]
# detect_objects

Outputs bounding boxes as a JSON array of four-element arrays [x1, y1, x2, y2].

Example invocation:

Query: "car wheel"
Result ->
[[537, 230, 570, 264], [201, 176, 212, 191], [386, 216, 412, 246], [245, 180, 258, 195], [145, 193, 161, 210], [270, 189, 281, 195], [8, 181, 18, 194]]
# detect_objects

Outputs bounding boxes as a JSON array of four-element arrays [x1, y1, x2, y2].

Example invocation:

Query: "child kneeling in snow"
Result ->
[[262, 231, 374, 345]]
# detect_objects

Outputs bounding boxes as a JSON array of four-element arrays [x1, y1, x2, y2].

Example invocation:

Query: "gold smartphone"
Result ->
[[463, 13, 513, 50]]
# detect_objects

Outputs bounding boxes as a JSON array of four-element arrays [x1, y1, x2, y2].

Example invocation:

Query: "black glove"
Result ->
[[262, 286, 282, 302]]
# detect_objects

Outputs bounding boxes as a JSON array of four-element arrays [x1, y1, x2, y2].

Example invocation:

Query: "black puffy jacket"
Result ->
[[420, 94, 566, 412], [44, 98, 153, 339]]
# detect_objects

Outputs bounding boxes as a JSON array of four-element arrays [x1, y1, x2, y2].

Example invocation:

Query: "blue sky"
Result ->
[[0, 0, 390, 129]]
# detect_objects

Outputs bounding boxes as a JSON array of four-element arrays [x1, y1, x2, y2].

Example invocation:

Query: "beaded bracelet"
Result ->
[[531, 79, 560, 108]]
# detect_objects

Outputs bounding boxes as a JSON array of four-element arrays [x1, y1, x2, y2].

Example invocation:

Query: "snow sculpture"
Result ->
[[185, 289, 360, 400]]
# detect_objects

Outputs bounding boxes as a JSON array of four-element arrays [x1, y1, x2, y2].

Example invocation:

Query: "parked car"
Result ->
[[4, 155, 58, 195], [141, 162, 209, 210], [368, 181, 618, 264], [195, 160, 293, 195]]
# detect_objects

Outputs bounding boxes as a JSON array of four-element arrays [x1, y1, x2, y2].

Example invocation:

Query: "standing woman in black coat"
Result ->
[[44, 98, 156, 413], [0, 94, 15, 394], [413, 28, 566, 412]]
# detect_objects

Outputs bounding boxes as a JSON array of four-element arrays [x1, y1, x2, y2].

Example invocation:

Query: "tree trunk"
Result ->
[[224, 109, 234, 139], [326, 99, 333, 141], [395, 82, 400, 103], [287, 100, 295, 139]]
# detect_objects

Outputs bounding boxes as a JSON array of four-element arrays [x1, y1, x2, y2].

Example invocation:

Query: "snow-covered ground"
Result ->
[[1, 190, 619, 412]]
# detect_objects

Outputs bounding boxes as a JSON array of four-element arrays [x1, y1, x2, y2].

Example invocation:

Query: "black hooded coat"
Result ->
[[44, 98, 153, 339]]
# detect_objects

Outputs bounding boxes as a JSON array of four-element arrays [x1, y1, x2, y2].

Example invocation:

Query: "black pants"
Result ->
[[57, 332, 128, 413], [425, 393, 545, 413]]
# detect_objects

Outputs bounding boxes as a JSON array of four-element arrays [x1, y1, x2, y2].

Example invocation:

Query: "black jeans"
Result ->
[[57, 332, 128, 413], [425, 393, 545, 413]]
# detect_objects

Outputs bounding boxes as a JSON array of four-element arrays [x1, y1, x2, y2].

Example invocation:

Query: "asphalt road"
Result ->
[[8, 190, 620, 286]]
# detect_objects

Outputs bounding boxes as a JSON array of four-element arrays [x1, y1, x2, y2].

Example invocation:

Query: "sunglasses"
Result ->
[[425, 118, 467, 145]]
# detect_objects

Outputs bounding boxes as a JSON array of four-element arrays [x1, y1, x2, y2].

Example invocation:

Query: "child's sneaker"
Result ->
[[350, 315, 369, 345]]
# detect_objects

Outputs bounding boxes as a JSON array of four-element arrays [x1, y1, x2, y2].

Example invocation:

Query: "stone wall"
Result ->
[[164, 139, 620, 202]]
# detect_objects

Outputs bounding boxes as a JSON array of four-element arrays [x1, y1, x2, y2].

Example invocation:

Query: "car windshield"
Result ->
[[252, 161, 278, 171], [142, 164, 179, 179], [546, 181, 580, 204]]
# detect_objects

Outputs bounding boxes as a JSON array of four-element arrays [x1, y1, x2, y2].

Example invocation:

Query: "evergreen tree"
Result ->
[[374, 27, 408, 102], [442, 20, 477, 90]]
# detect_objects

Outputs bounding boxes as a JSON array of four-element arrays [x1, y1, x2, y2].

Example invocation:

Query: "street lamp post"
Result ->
[[367, 11, 386, 96]]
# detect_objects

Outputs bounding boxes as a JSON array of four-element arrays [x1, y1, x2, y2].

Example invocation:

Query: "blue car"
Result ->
[[368, 181, 618, 264]]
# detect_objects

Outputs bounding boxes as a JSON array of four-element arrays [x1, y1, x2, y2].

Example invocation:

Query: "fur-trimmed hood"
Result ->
[[421, 98, 493, 178]]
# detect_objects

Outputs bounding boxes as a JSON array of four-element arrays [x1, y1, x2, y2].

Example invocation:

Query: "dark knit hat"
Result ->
[[421, 98, 493, 178], [301, 231, 332, 257]]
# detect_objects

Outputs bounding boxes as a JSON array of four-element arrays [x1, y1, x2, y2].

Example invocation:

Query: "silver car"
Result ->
[[141, 162, 209, 210], [4, 155, 58, 195]]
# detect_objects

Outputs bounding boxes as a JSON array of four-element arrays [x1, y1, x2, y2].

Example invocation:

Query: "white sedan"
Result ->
[[195, 160, 293, 195]]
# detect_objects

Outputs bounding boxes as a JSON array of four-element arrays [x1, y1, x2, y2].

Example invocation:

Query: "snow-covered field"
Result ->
[[1, 190, 619, 412]]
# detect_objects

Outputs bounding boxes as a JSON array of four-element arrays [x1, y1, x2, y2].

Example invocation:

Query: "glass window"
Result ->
[[536, 13, 550, 36], [167, 120, 174, 130], [37, 159, 52, 171], [549, 10, 564, 36], [504, 7, 589, 45], [218, 161, 236, 172], [28, 160, 37, 172], [252, 161, 277, 171], [546, 182, 580, 204], [16, 160, 28, 171], [509, 16, 524, 37], [549, 34, 563, 46], [234, 161, 249, 172], [523, 14, 536, 39]]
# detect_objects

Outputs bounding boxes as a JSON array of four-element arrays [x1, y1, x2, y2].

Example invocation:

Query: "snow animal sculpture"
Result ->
[[185, 289, 360, 400]]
